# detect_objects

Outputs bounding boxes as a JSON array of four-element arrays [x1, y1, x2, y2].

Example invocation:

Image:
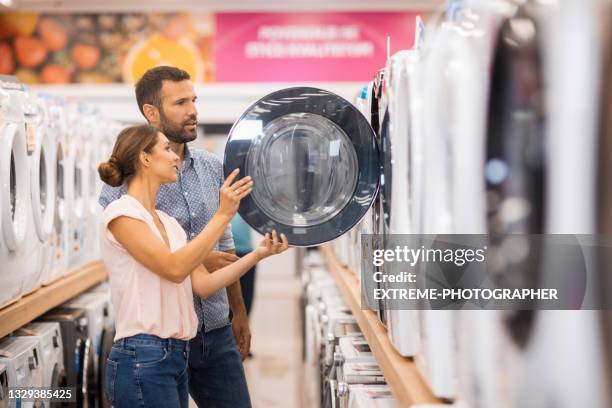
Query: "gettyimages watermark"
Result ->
[[360, 234, 612, 311]]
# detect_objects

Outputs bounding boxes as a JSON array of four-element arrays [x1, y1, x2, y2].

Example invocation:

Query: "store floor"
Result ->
[[189, 249, 306, 408]]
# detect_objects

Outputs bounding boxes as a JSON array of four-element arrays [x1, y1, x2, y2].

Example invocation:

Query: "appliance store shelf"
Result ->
[[319, 245, 442, 407], [0, 261, 108, 339]]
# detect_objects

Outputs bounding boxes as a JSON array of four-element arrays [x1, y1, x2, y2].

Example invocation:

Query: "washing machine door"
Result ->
[[224, 87, 380, 247], [99, 326, 114, 408], [0, 93, 30, 253], [485, 4, 545, 348], [31, 123, 56, 244]]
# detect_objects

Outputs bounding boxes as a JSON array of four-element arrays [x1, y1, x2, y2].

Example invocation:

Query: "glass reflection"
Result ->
[[245, 112, 358, 226]]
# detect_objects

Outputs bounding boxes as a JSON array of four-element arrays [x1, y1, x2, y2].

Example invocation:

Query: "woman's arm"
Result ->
[[108, 169, 252, 283], [190, 231, 289, 298]]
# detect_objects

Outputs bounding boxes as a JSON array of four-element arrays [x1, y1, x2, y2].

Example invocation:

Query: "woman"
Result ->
[[98, 124, 288, 408]]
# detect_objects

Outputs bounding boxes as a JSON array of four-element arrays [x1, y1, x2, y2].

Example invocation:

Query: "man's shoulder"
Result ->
[[190, 147, 222, 166]]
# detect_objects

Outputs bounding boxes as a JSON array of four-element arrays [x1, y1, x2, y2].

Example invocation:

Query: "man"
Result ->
[[99, 66, 252, 407]]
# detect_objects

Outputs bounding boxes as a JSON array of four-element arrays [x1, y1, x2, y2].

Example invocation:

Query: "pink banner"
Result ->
[[215, 12, 418, 82]]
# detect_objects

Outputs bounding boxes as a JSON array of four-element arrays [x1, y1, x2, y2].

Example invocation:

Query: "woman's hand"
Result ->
[[219, 169, 253, 218], [255, 230, 290, 260]]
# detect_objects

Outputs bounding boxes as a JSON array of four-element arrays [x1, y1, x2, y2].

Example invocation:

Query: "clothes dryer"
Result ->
[[0, 76, 31, 308], [224, 87, 380, 247], [38, 307, 95, 408], [14, 322, 66, 397], [0, 337, 43, 408]]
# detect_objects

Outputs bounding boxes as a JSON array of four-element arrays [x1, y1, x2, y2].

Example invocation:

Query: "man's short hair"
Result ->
[[135, 66, 191, 116]]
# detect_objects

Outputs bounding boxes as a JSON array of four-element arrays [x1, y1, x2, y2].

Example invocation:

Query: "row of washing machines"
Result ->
[[0, 281, 114, 408], [301, 250, 398, 408], [0, 74, 120, 309], [333, 0, 611, 407]]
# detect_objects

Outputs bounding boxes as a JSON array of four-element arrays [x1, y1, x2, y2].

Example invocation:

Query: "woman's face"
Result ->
[[148, 132, 180, 184]]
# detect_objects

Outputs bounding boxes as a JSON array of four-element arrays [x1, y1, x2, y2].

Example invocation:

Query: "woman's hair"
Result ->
[[98, 124, 159, 187]]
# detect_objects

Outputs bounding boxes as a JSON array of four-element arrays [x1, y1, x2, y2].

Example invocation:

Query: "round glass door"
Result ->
[[31, 128, 56, 242], [224, 87, 379, 247], [1, 121, 29, 252]]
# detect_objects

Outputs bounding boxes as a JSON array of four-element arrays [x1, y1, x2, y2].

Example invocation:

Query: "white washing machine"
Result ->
[[65, 105, 89, 271], [446, 2, 517, 407], [14, 322, 66, 391], [49, 101, 73, 279], [514, 1, 609, 407], [0, 336, 43, 408], [417, 21, 460, 401], [383, 49, 422, 358], [18, 90, 52, 296], [33, 95, 58, 288], [0, 76, 31, 308]]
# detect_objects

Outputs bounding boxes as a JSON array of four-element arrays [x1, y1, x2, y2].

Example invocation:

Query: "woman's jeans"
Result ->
[[105, 334, 190, 408]]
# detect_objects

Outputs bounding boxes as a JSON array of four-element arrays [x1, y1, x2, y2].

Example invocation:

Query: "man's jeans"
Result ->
[[188, 325, 252, 407], [105, 334, 190, 408]]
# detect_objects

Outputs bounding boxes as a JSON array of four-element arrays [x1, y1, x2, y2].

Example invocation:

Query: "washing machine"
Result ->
[[0, 76, 31, 308], [38, 307, 95, 408], [14, 322, 66, 397], [34, 95, 58, 288], [223, 87, 380, 247], [21, 91, 55, 295], [382, 50, 422, 358], [65, 292, 114, 408], [511, 1, 610, 407], [0, 336, 43, 408], [46, 100, 71, 283], [598, 7, 612, 405], [347, 384, 397, 408], [63, 104, 89, 271], [0, 364, 7, 408], [416, 21, 461, 402]]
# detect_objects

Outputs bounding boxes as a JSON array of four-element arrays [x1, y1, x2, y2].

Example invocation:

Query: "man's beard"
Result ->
[[159, 109, 198, 144]]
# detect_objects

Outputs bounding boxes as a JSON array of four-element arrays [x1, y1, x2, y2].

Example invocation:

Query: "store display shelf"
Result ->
[[319, 245, 442, 407], [0, 261, 108, 338]]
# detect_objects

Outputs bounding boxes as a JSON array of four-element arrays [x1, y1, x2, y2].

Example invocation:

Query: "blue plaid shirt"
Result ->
[[99, 146, 235, 333]]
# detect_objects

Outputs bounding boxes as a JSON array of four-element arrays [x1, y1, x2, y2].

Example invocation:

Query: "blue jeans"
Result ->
[[105, 334, 190, 408], [188, 325, 251, 407]]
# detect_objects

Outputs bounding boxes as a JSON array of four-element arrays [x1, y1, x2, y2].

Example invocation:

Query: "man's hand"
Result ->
[[203, 251, 240, 272], [232, 312, 251, 361]]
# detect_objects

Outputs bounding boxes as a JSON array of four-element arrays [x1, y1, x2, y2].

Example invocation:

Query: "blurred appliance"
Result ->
[[38, 307, 95, 408], [0, 364, 7, 408], [15, 322, 66, 394], [65, 292, 114, 408], [0, 337, 43, 408], [384, 49, 422, 358]]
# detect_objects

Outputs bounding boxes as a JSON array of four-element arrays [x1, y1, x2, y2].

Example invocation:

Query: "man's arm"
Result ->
[[224, 249, 252, 360]]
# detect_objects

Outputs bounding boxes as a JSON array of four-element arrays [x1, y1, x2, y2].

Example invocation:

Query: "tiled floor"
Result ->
[[190, 249, 308, 408]]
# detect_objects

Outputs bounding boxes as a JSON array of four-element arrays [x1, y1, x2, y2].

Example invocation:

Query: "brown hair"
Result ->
[[135, 66, 191, 117], [98, 124, 159, 187]]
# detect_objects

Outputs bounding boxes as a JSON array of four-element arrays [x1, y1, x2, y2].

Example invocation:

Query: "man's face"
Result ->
[[157, 80, 198, 144]]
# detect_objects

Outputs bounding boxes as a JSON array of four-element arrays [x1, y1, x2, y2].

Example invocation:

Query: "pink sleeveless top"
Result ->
[[101, 195, 198, 342]]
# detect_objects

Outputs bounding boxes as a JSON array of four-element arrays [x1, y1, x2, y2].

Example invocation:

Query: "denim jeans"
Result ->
[[188, 325, 251, 407], [105, 334, 190, 408]]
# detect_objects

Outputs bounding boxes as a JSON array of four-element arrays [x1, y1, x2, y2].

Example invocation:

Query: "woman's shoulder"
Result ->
[[102, 195, 148, 224]]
